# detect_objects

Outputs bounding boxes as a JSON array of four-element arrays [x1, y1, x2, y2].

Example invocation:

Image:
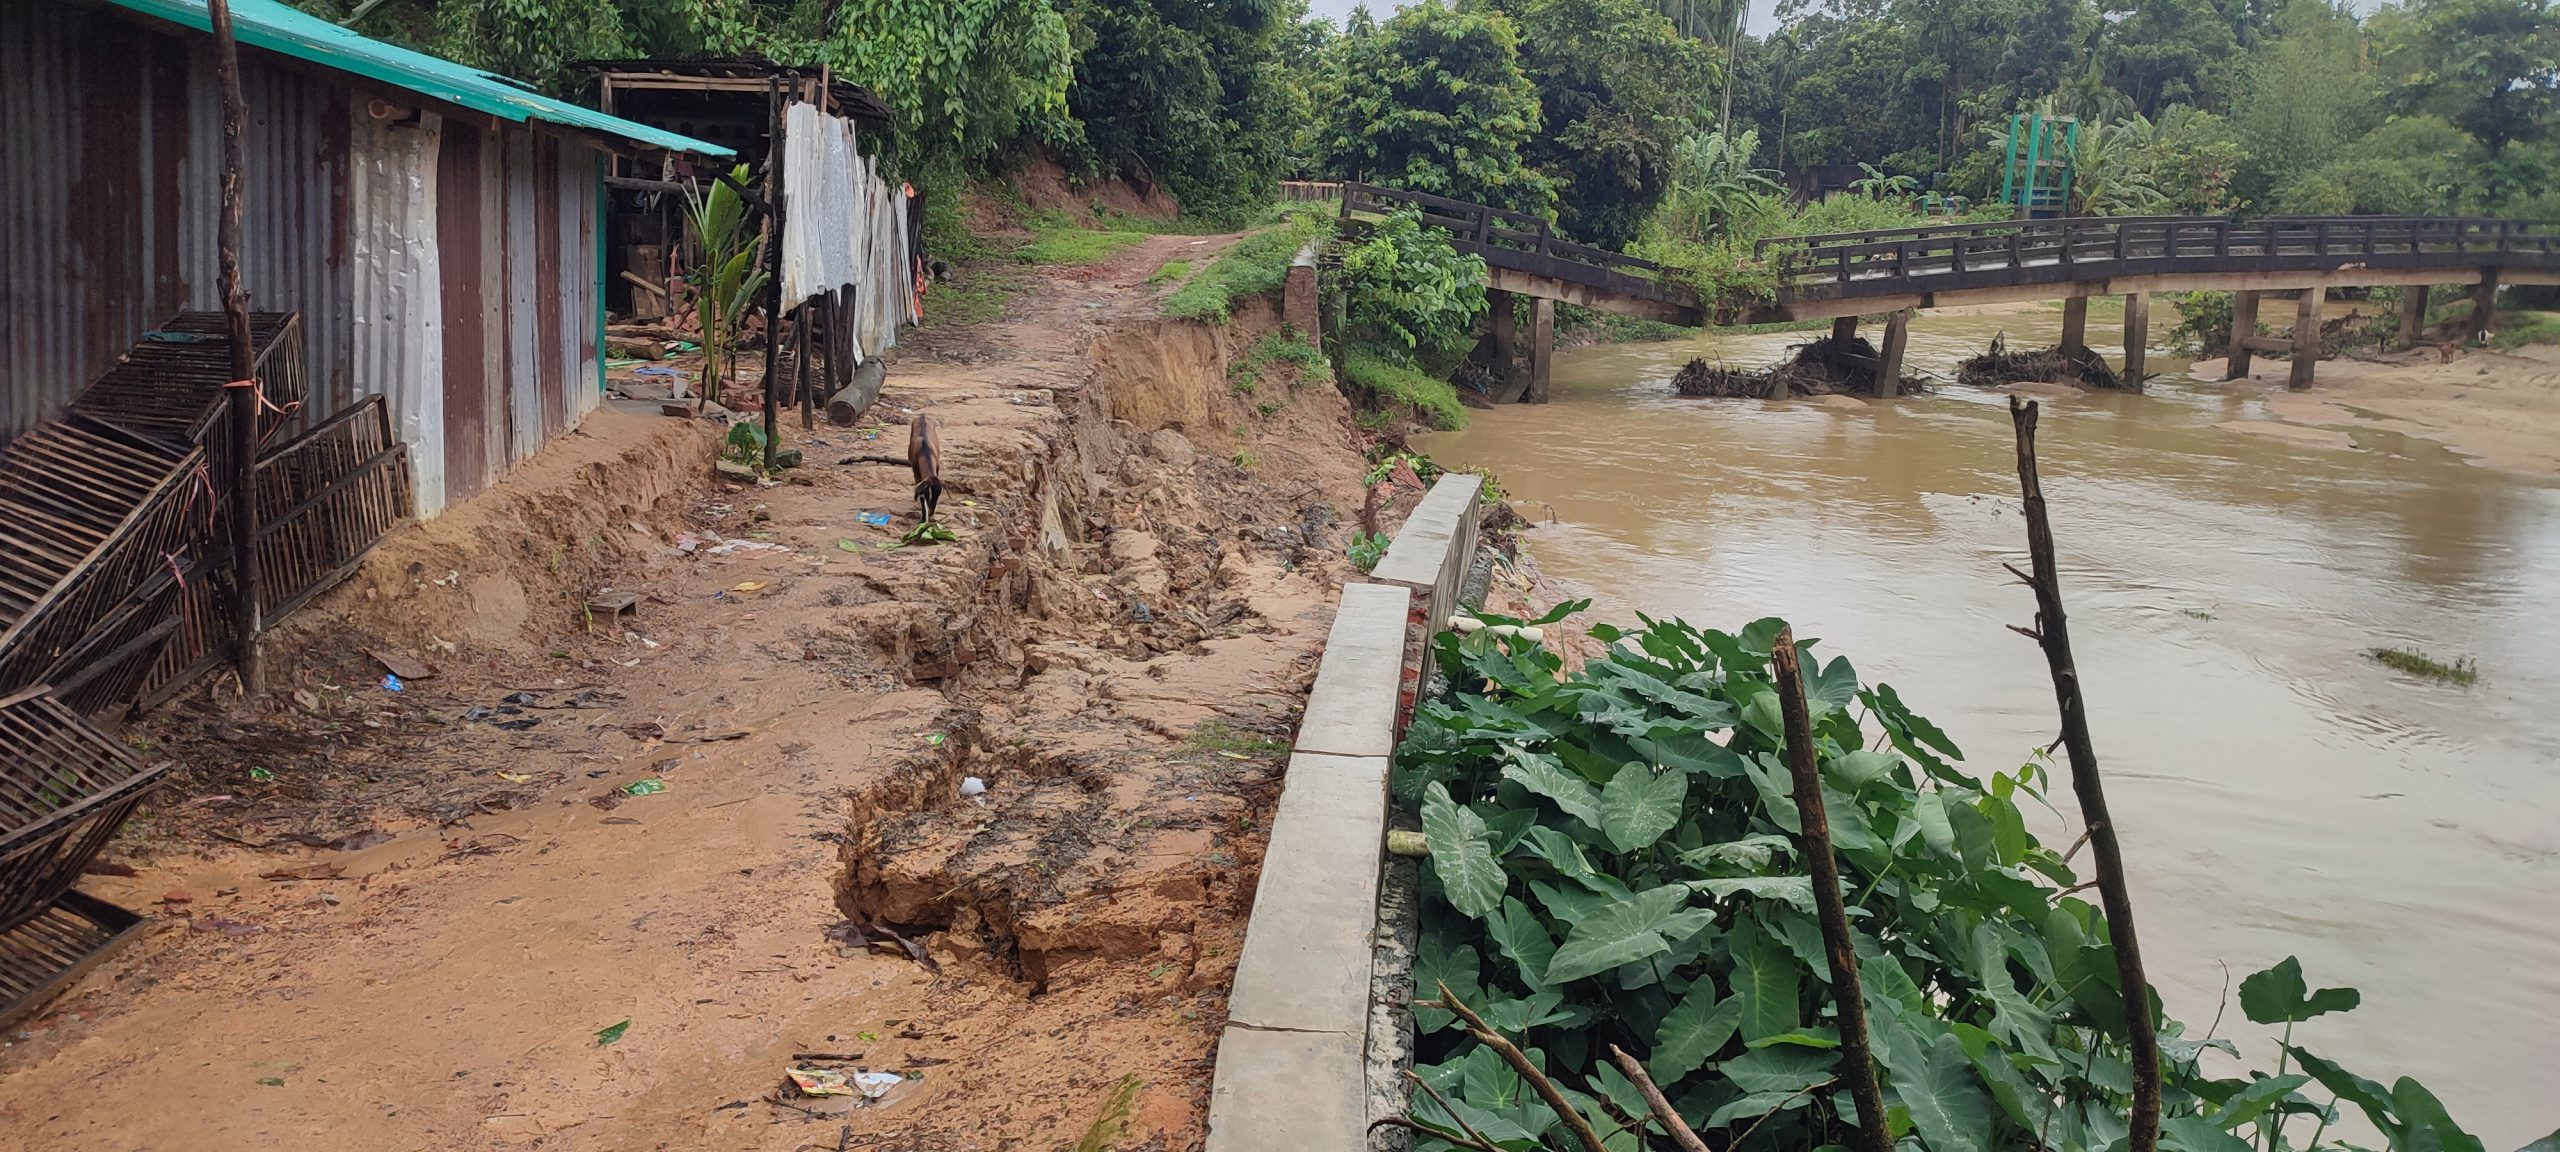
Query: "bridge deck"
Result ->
[[1339, 184, 2560, 326]]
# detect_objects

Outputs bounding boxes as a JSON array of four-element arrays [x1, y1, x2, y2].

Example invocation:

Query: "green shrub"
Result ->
[[1342, 346, 1464, 431], [1338, 208, 1488, 366]]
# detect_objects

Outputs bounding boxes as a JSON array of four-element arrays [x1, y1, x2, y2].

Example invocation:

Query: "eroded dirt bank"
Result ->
[[0, 235, 1369, 1151]]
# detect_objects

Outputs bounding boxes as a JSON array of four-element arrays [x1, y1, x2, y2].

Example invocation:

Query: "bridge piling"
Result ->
[[2060, 296, 2090, 359], [1876, 310, 1910, 398], [2122, 293, 2149, 391], [2399, 285, 2429, 350], [2469, 270, 2499, 343], [1528, 297, 1554, 404], [1487, 289, 1520, 400], [2226, 291, 2263, 379], [2290, 286, 2324, 390]]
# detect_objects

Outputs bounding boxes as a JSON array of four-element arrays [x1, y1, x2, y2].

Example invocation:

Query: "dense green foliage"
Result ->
[[1309, 3, 1554, 214], [1731, 0, 2560, 219], [1398, 610, 2532, 1152], [1494, 0, 1722, 249]]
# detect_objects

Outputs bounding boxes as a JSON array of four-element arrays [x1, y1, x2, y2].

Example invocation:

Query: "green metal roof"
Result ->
[[105, 0, 734, 158]]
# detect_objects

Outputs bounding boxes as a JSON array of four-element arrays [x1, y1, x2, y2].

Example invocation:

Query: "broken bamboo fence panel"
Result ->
[[1768, 628, 1892, 1152], [2006, 394, 2162, 1152]]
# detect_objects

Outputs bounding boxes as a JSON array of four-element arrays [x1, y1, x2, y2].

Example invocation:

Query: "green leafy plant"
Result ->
[[1396, 610, 2508, 1152], [683, 165, 768, 406], [1017, 227, 1148, 265], [2364, 647, 2478, 685], [1164, 206, 1330, 323], [1342, 347, 1466, 431], [893, 522, 960, 547], [1337, 209, 1489, 366], [1348, 530, 1392, 573], [722, 420, 768, 468]]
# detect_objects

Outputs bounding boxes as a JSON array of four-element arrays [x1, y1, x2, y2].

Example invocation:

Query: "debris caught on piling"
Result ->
[[1956, 334, 2127, 390], [1670, 336, 1922, 399]]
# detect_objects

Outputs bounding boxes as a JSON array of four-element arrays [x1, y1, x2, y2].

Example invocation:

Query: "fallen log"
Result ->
[[826, 360, 887, 427]]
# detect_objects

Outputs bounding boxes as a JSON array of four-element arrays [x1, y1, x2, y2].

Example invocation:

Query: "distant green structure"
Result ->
[[2001, 112, 2078, 218]]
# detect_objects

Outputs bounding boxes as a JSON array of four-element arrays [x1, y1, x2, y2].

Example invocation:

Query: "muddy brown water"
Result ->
[[1419, 306, 2560, 1146]]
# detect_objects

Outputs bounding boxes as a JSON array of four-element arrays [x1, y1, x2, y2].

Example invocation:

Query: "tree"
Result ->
[[1313, 1, 1555, 213], [2231, 0, 2380, 205], [1063, 0, 1296, 221], [2373, 0, 2560, 155], [1495, 0, 1720, 248]]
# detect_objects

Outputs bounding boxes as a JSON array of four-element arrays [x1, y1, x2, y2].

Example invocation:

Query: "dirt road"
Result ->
[[0, 234, 1370, 1151]]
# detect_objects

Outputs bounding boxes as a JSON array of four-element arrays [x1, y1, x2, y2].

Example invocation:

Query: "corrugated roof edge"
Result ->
[[104, 0, 736, 158]]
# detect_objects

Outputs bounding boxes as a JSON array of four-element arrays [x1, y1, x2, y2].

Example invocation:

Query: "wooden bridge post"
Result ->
[[2468, 270, 2499, 344], [2290, 286, 2324, 390], [2226, 290, 2262, 379], [2122, 292, 2149, 391], [2398, 285, 2429, 350], [1527, 297, 1554, 404], [1487, 288, 1520, 398], [2059, 295, 2089, 359], [1875, 309, 1910, 398]]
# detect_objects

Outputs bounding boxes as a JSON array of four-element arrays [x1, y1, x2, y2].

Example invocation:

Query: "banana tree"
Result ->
[[682, 164, 768, 409]]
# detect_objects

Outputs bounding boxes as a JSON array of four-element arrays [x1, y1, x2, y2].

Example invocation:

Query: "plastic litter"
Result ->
[[624, 778, 667, 797], [854, 1072, 905, 1099], [787, 1067, 855, 1097], [381, 673, 403, 692], [857, 512, 893, 528], [959, 776, 987, 798], [633, 365, 682, 379]]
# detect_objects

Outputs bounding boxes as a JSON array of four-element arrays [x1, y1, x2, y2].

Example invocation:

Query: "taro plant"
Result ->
[[1396, 609, 2535, 1152]]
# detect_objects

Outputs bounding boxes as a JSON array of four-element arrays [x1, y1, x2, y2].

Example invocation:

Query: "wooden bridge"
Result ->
[[1339, 183, 2560, 398]]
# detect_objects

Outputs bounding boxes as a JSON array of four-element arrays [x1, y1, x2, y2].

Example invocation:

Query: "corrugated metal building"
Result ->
[[0, 0, 730, 515]]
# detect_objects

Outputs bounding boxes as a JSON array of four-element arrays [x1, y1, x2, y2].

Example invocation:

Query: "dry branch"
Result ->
[[2007, 395, 2162, 1152], [1605, 1045, 1710, 1152], [1433, 983, 1609, 1152], [1768, 629, 1892, 1152]]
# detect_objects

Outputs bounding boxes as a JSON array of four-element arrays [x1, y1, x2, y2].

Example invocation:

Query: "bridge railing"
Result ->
[[1754, 214, 2560, 299], [1340, 181, 1667, 281]]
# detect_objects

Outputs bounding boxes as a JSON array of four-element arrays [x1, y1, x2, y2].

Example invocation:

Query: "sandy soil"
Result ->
[[0, 235, 1373, 1151], [2198, 344, 2560, 476]]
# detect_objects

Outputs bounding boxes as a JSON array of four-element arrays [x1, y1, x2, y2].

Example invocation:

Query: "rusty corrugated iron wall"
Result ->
[[2, 0, 610, 518]]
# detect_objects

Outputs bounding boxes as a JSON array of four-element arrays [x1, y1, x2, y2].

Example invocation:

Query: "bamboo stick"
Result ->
[[208, 0, 263, 695]]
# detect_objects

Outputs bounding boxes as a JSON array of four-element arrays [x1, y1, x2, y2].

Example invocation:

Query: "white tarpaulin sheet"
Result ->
[[780, 103, 913, 363], [781, 103, 860, 305]]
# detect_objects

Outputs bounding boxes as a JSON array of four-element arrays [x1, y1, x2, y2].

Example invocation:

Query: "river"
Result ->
[[1417, 305, 2560, 1147]]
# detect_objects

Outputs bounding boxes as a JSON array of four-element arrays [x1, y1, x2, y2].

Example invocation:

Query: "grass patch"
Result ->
[[1146, 259, 1192, 286], [1181, 720, 1290, 756], [1341, 346, 1465, 431], [1017, 227, 1148, 266], [2489, 311, 2560, 350], [1162, 205, 1331, 323], [2366, 646, 2478, 684], [1229, 328, 1332, 398], [920, 267, 1023, 330]]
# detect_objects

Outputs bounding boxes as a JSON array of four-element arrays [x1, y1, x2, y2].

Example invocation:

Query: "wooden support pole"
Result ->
[[209, 0, 263, 696], [1769, 630, 1892, 1152], [2398, 285, 2429, 350], [1487, 288, 1518, 398], [2121, 292, 2149, 392], [2059, 295, 2089, 358], [1874, 308, 1909, 398], [1527, 297, 1554, 404], [1830, 315, 1859, 346], [760, 78, 785, 470], [2469, 269, 2499, 344], [795, 303, 815, 430], [2289, 286, 2324, 391], [2226, 290, 2261, 379], [2008, 396, 2163, 1152]]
